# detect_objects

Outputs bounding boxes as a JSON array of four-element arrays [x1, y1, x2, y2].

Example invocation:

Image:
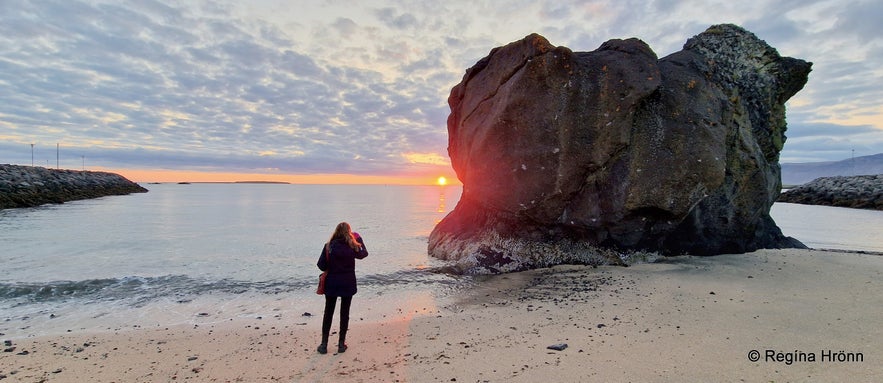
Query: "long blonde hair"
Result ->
[[328, 222, 360, 251]]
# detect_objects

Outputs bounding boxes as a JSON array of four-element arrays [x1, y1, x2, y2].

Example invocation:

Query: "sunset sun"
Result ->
[[436, 176, 447, 186]]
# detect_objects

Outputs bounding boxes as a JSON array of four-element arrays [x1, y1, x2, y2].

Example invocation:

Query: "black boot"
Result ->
[[318, 332, 329, 354], [337, 330, 348, 353]]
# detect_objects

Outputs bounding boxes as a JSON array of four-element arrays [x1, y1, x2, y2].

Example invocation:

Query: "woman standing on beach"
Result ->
[[317, 222, 368, 354]]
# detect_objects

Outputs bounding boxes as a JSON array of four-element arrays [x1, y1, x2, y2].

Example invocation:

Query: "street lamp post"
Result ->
[[31, 143, 34, 166], [852, 149, 856, 176]]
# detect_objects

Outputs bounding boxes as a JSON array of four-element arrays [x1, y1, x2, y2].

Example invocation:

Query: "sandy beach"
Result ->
[[2, 248, 881, 382]]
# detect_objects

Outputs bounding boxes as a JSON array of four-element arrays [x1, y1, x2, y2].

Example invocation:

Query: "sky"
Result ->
[[2, 0, 882, 184]]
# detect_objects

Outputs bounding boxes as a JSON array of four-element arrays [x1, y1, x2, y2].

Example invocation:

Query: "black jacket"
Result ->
[[317, 237, 368, 297]]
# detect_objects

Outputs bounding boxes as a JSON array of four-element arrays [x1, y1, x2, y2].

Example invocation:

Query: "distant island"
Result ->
[[0, 164, 148, 209], [147, 181, 290, 185], [169, 181, 290, 184]]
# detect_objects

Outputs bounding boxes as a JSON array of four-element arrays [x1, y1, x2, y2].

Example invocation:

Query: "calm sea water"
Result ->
[[0, 184, 465, 338], [1, 184, 881, 338], [771, 202, 883, 252]]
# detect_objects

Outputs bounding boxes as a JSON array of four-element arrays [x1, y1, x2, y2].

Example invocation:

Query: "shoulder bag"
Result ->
[[316, 243, 330, 294]]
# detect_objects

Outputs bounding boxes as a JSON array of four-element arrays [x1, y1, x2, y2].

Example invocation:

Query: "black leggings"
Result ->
[[321, 295, 352, 343]]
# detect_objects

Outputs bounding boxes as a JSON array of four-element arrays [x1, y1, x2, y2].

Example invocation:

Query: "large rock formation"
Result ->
[[778, 175, 883, 210], [0, 164, 148, 209], [429, 24, 811, 273]]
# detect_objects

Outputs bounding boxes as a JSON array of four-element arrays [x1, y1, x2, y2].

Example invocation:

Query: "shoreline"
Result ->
[[2, 249, 882, 381], [812, 247, 883, 256]]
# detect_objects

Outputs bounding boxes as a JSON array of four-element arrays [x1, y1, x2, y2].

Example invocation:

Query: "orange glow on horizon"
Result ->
[[97, 167, 461, 186], [437, 176, 447, 186]]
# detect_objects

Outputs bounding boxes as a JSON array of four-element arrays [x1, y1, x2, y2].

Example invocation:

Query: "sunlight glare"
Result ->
[[437, 176, 447, 186]]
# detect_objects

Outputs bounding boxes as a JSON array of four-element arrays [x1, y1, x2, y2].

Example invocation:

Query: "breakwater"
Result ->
[[0, 164, 147, 209], [777, 174, 883, 210]]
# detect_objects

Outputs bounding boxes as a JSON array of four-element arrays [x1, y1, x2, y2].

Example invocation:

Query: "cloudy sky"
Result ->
[[2, 0, 882, 183]]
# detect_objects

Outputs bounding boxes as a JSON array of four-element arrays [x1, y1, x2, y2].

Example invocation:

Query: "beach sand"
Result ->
[[2, 249, 881, 382]]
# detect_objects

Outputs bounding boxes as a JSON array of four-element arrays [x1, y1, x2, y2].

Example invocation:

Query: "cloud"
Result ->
[[374, 8, 419, 30], [781, 122, 883, 162], [332, 17, 359, 38], [1, 1, 460, 176], [1, 0, 881, 179], [403, 152, 450, 166]]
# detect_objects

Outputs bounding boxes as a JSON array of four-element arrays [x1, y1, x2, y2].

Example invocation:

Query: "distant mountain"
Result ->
[[781, 153, 883, 185]]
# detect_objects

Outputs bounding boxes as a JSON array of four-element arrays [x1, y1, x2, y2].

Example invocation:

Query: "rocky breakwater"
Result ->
[[778, 175, 883, 210], [0, 164, 148, 209], [429, 24, 811, 274]]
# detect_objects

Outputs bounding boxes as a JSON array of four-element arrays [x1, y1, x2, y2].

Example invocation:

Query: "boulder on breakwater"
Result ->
[[778, 175, 883, 210], [0, 164, 148, 209]]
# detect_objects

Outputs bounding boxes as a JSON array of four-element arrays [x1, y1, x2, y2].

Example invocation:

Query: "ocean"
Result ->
[[1, 184, 881, 338]]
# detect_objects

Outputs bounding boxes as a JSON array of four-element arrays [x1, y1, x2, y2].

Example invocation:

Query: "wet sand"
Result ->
[[2, 249, 881, 382]]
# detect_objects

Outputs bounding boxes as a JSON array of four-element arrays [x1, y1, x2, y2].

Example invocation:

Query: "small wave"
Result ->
[[359, 269, 465, 288], [0, 276, 311, 306], [0, 269, 469, 307], [0, 278, 120, 300]]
